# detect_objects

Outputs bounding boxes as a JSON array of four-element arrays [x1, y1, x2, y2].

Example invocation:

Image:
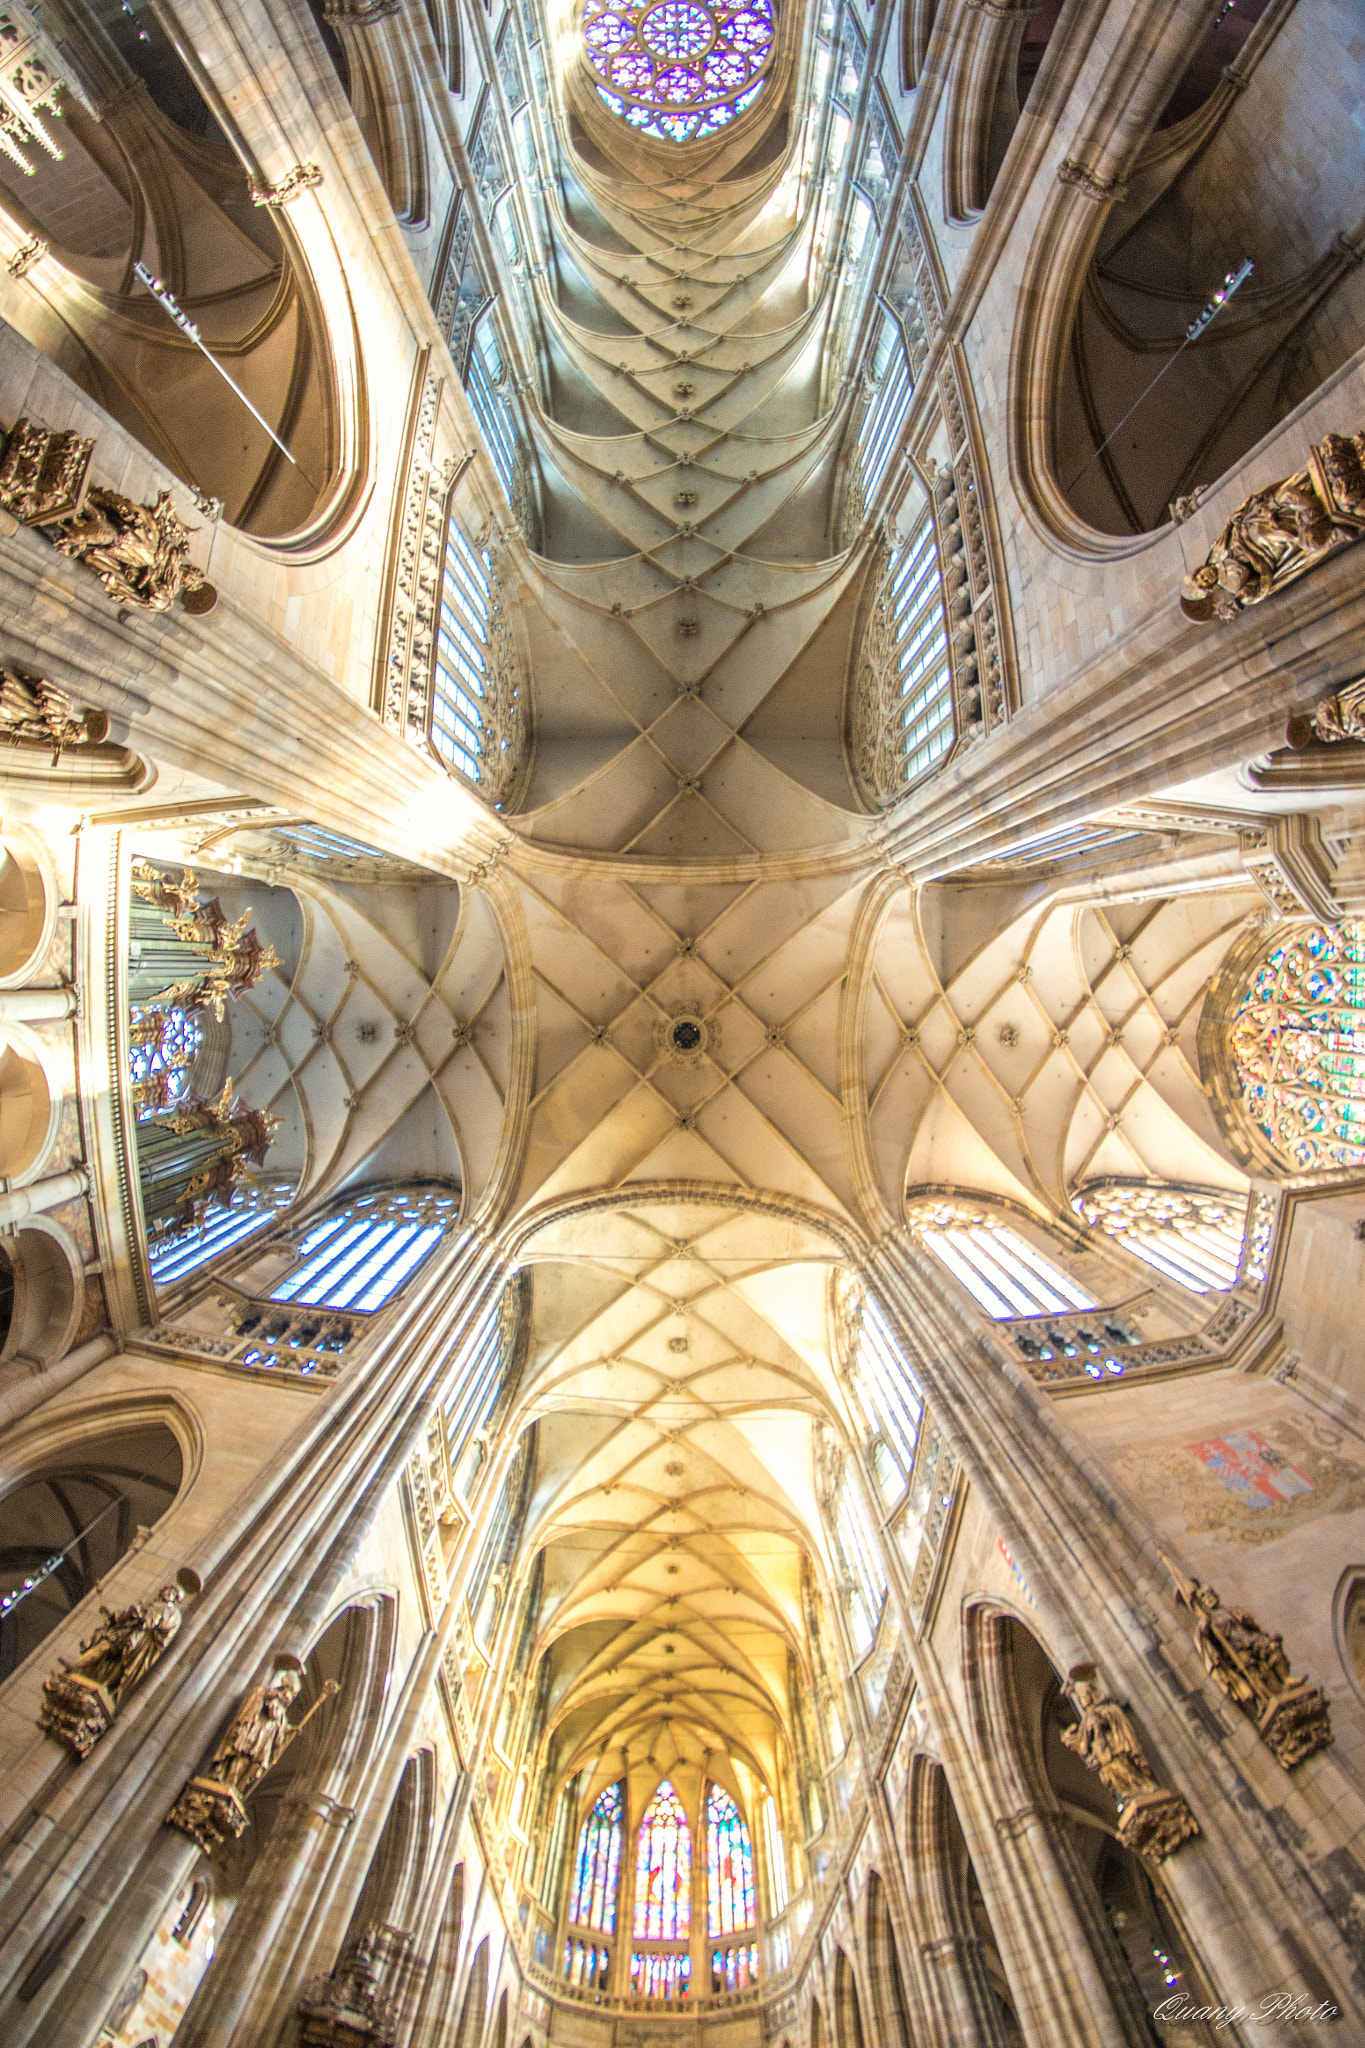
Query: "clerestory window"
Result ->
[[856, 312, 915, 511], [634, 1779, 691, 1940], [1072, 1181, 1248, 1293], [705, 1784, 756, 1936], [761, 1794, 788, 1912], [434, 522, 496, 785], [148, 1179, 293, 1286], [912, 1201, 1095, 1320], [464, 315, 516, 501], [850, 1292, 924, 1489], [269, 1187, 457, 1312], [886, 509, 953, 781]]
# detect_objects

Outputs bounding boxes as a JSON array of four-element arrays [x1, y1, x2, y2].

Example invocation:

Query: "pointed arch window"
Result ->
[[148, 1178, 294, 1286], [1073, 1182, 1248, 1293], [270, 1187, 457, 1312], [442, 1279, 518, 1494], [849, 1288, 923, 1488], [433, 519, 526, 808], [848, 497, 953, 806], [705, 1784, 756, 1935], [912, 1201, 1094, 1320], [1228, 921, 1365, 1171], [434, 523, 495, 787], [634, 1780, 691, 1940], [464, 314, 516, 501], [856, 311, 915, 511], [569, 1783, 623, 1933]]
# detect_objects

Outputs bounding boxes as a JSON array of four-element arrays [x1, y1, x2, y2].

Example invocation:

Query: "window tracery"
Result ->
[[817, 1427, 887, 1659], [630, 1950, 690, 1997], [129, 1007, 202, 1120], [442, 1279, 519, 1494], [569, 1783, 623, 1933], [705, 1784, 755, 1935], [564, 1940, 611, 1989], [910, 1200, 1095, 1319], [633, 1779, 691, 1940], [434, 523, 528, 810], [582, 0, 776, 143], [147, 1179, 293, 1286], [1227, 922, 1365, 1170], [847, 506, 953, 806], [270, 1187, 457, 1312], [840, 1277, 924, 1488], [1072, 1182, 1248, 1293]]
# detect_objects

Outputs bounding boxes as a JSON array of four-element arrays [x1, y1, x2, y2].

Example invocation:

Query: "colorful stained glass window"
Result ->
[[630, 1951, 690, 1997], [705, 1784, 756, 1935], [633, 1779, 691, 1939], [711, 1944, 759, 1993], [581, 0, 776, 143], [1229, 922, 1365, 1170], [564, 1939, 612, 1988], [569, 1783, 623, 1931]]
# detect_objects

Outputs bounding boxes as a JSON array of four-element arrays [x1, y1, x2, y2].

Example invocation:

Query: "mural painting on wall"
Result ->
[[1114, 1414, 1365, 1546], [1189, 1430, 1312, 1509]]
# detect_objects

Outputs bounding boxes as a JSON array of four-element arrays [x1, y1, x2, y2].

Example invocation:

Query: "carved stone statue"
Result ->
[[40, 1582, 189, 1758], [0, 666, 109, 752], [1285, 676, 1365, 749], [1180, 428, 1365, 622], [1166, 1560, 1333, 1769], [1060, 1665, 1200, 1863], [167, 1665, 339, 1854], [298, 1924, 410, 2048], [0, 417, 93, 525], [50, 486, 213, 613]]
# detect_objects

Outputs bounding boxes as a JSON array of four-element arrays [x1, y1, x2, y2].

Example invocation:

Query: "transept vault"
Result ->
[[0, 3, 1362, 2047]]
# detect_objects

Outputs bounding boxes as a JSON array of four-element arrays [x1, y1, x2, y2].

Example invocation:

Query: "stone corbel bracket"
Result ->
[[1238, 814, 1341, 921]]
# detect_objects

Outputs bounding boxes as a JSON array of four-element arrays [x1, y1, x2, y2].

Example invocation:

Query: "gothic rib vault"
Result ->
[[0, 1, 1364, 2046]]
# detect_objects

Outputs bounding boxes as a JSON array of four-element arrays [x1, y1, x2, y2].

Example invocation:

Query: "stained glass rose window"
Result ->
[[1229, 921, 1365, 1170], [583, 0, 776, 142]]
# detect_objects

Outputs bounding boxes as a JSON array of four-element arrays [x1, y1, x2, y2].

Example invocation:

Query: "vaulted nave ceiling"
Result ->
[[457, 11, 1271, 1815], [511, 12, 877, 856], [4, 0, 1365, 2038]]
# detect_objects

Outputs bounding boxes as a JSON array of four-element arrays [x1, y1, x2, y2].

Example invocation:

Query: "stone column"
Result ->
[[0, 987, 77, 1022], [902, 1761, 1012, 2048], [865, 1238, 1363, 2042], [12, 1235, 506, 2048]]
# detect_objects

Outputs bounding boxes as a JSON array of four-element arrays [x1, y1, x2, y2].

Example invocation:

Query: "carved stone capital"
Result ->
[[1057, 156, 1129, 203]]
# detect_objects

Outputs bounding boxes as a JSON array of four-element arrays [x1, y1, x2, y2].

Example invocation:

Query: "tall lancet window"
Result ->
[[855, 312, 915, 513], [634, 1780, 691, 1940], [432, 521, 526, 809], [705, 1784, 756, 1935], [434, 523, 495, 788], [464, 316, 516, 501], [569, 1783, 624, 1933]]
